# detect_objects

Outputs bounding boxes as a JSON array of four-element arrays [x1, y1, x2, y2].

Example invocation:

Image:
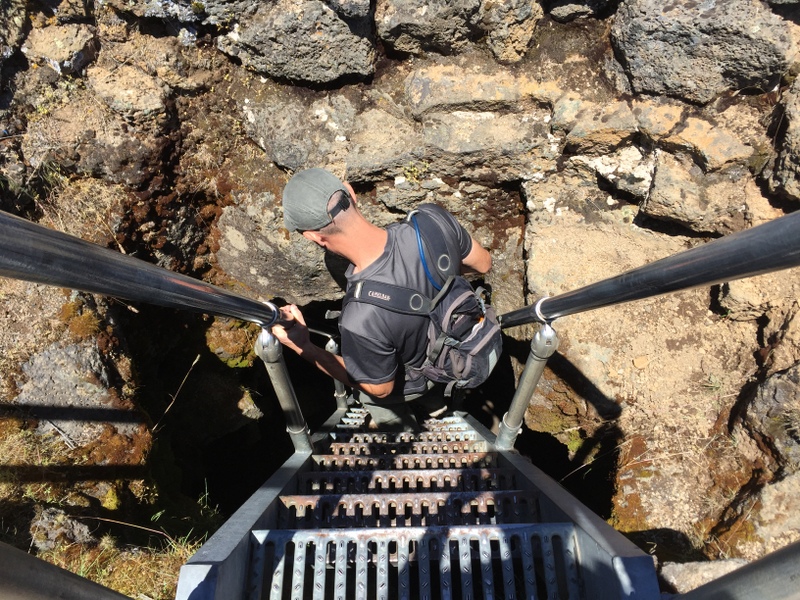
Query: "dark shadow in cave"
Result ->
[[515, 422, 622, 521], [103, 302, 297, 516]]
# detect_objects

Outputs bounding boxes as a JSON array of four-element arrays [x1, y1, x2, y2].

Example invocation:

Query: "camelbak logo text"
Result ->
[[368, 291, 391, 301]]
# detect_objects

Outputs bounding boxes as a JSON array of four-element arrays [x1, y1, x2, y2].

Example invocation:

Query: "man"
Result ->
[[274, 167, 492, 431]]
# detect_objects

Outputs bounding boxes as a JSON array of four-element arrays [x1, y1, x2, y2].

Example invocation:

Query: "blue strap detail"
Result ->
[[411, 214, 442, 291]]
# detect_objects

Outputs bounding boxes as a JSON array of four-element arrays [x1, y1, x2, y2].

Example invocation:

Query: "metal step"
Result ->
[[330, 431, 482, 444], [277, 489, 540, 528], [312, 451, 499, 471], [333, 407, 371, 430], [296, 467, 522, 494], [419, 417, 473, 432], [248, 523, 580, 600], [326, 439, 488, 455], [176, 411, 662, 600]]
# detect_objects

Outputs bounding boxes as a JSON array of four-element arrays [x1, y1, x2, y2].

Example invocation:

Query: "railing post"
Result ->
[[325, 337, 350, 411], [254, 328, 313, 453], [496, 323, 559, 450]]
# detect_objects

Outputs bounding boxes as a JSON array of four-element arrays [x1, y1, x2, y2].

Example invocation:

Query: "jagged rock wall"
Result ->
[[0, 0, 799, 593]]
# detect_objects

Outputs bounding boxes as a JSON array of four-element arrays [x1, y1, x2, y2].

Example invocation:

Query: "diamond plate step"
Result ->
[[248, 524, 580, 600]]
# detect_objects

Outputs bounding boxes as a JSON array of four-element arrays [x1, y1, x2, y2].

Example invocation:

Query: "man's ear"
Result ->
[[302, 230, 324, 244]]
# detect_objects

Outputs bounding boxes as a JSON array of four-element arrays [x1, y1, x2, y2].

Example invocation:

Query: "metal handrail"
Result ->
[[0, 210, 280, 327], [254, 329, 314, 453], [0, 209, 315, 449], [499, 209, 800, 328], [677, 539, 800, 599]]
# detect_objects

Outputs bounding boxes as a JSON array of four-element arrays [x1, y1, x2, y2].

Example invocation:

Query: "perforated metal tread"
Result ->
[[241, 412, 589, 599], [330, 431, 482, 444], [312, 452, 499, 471], [327, 439, 488, 455], [248, 524, 580, 600], [296, 467, 521, 494]]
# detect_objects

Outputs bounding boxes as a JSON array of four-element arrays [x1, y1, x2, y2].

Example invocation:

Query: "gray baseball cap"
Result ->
[[282, 168, 349, 231]]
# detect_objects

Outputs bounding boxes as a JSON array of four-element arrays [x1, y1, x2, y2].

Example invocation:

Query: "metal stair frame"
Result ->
[[473, 417, 658, 600], [176, 413, 660, 600], [175, 452, 314, 600]]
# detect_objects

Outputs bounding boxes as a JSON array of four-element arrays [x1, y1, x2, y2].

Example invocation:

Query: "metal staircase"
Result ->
[[176, 404, 660, 600], [2, 208, 800, 599]]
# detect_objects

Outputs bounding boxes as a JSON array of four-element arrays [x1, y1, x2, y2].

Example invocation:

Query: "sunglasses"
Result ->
[[327, 190, 351, 221]]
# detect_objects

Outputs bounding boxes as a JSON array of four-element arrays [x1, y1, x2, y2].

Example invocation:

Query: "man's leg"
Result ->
[[356, 391, 420, 432], [411, 384, 449, 420]]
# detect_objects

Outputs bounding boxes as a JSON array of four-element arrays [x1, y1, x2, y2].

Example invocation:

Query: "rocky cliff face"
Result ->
[[1, 0, 799, 596]]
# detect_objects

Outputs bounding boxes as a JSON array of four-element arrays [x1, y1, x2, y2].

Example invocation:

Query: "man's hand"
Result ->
[[272, 304, 310, 354], [272, 304, 394, 398]]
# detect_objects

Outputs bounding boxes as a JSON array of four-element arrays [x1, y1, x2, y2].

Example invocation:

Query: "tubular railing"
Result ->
[[677, 539, 800, 600], [0, 541, 130, 600], [2, 207, 800, 598], [495, 209, 800, 449], [500, 209, 800, 328], [0, 210, 281, 327]]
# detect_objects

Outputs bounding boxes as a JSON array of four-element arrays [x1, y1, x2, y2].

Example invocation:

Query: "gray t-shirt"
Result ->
[[339, 204, 472, 399]]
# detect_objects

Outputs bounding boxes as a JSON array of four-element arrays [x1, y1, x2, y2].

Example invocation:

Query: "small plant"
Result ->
[[701, 374, 723, 393], [68, 311, 101, 340], [403, 161, 429, 184]]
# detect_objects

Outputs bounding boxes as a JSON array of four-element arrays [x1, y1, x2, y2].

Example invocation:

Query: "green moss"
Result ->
[[205, 319, 258, 368], [224, 355, 253, 369], [525, 404, 571, 434], [100, 485, 121, 511], [402, 161, 429, 183], [564, 429, 583, 454]]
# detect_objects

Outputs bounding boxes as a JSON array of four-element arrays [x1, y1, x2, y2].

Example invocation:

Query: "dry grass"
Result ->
[[39, 177, 129, 246], [0, 417, 73, 471], [0, 416, 219, 598], [39, 533, 201, 600], [0, 418, 79, 507]]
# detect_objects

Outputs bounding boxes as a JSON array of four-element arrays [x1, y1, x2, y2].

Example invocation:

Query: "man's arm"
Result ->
[[273, 305, 395, 398], [462, 236, 492, 274]]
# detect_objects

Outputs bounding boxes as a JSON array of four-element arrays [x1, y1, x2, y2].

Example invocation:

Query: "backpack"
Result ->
[[343, 206, 503, 396]]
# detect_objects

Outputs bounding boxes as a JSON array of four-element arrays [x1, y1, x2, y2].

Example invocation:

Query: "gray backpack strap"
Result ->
[[407, 207, 461, 288], [345, 280, 433, 315], [427, 286, 473, 362]]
